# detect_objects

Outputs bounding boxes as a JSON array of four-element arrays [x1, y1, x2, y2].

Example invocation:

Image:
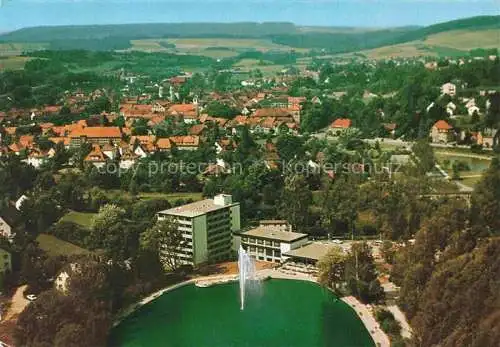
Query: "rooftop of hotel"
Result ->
[[158, 195, 238, 217], [284, 242, 338, 261], [241, 227, 307, 243]]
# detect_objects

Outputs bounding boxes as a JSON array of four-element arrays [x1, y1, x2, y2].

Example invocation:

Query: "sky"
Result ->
[[0, 0, 498, 32]]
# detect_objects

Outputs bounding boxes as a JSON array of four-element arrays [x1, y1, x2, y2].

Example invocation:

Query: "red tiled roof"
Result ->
[[331, 118, 352, 129], [383, 123, 397, 131], [44, 105, 62, 113], [8, 143, 25, 153], [85, 145, 108, 162], [69, 126, 122, 139], [49, 137, 71, 146], [189, 124, 207, 135], [130, 135, 155, 146], [148, 115, 165, 126], [39, 122, 55, 129], [168, 104, 196, 114], [155, 138, 172, 150], [169, 135, 200, 147], [261, 117, 276, 128], [4, 127, 16, 135], [288, 96, 306, 105], [433, 120, 453, 130], [19, 135, 34, 148], [253, 108, 292, 118]]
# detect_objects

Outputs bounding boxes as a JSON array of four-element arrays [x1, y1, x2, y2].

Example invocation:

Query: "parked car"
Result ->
[[26, 294, 37, 301]]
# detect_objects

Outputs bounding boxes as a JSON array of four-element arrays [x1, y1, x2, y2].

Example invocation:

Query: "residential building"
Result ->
[[0, 216, 12, 240], [239, 227, 308, 263], [0, 205, 19, 240], [478, 128, 498, 148], [55, 263, 80, 293], [84, 145, 108, 168], [258, 220, 293, 232], [430, 120, 454, 143], [330, 118, 352, 135], [15, 195, 28, 211], [169, 135, 200, 151], [157, 194, 241, 266], [0, 248, 12, 274], [441, 82, 457, 96], [69, 127, 122, 148]]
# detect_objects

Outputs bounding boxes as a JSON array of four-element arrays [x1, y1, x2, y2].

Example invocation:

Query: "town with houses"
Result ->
[[0, 59, 498, 172], [0, 12, 499, 347]]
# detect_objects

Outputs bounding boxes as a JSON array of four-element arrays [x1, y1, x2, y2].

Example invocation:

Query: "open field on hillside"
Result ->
[[0, 56, 31, 70], [167, 38, 294, 51], [129, 37, 307, 57], [352, 29, 499, 59], [425, 29, 500, 50], [0, 42, 48, 56], [60, 211, 96, 228], [359, 42, 432, 59], [36, 233, 91, 257]]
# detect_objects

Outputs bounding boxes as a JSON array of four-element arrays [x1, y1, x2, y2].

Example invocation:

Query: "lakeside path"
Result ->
[[434, 150, 493, 160], [342, 296, 390, 347], [114, 269, 390, 347]]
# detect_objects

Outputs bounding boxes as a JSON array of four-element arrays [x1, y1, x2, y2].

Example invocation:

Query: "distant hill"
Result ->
[[389, 15, 500, 43], [0, 15, 498, 53], [0, 22, 298, 42]]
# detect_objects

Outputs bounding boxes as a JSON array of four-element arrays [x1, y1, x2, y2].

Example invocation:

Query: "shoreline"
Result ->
[[113, 269, 390, 347]]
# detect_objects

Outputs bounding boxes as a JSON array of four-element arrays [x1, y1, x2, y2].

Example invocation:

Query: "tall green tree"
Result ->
[[470, 156, 500, 235], [344, 242, 384, 304], [279, 175, 312, 232], [321, 176, 359, 237], [140, 217, 184, 271], [317, 247, 347, 295]]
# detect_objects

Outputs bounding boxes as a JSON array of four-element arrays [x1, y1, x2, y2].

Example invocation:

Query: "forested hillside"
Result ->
[[0, 16, 498, 52]]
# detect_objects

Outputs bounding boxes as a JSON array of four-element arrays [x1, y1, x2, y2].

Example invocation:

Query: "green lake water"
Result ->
[[110, 279, 375, 347]]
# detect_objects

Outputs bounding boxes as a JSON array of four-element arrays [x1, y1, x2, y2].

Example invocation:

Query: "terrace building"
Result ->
[[157, 194, 240, 266], [69, 127, 122, 148], [239, 227, 309, 263]]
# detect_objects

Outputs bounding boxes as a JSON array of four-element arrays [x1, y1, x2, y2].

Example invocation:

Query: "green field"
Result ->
[[128, 37, 307, 58], [0, 56, 32, 70], [359, 28, 500, 59], [138, 192, 203, 202], [60, 211, 96, 228], [425, 29, 500, 50], [36, 233, 91, 257], [0, 42, 48, 56]]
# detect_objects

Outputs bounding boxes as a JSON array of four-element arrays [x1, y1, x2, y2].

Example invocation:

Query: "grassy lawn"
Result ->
[[138, 192, 203, 202], [36, 234, 91, 257], [60, 211, 96, 228], [459, 175, 483, 188]]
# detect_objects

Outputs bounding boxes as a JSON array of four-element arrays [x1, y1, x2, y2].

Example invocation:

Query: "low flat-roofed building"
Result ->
[[240, 227, 308, 263], [258, 220, 293, 232], [283, 242, 338, 265]]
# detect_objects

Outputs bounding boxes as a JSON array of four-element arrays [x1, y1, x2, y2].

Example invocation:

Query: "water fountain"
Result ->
[[238, 245, 257, 310]]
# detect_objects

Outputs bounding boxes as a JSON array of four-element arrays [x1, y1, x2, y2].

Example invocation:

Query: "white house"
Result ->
[[133, 144, 149, 158], [15, 195, 28, 211], [55, 263, 80, 293], [446, 102, 456, 116], [0, 217, 12, 239], [468, 105, 481, 117], [441, 82, 457, 97]]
